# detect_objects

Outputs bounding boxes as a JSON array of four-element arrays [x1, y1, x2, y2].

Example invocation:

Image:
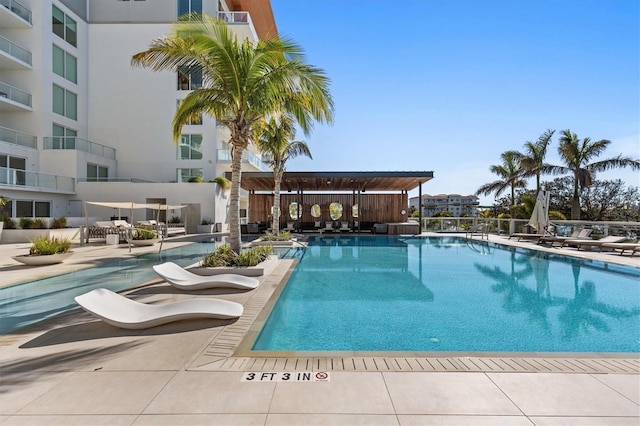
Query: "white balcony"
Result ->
[[43, 137, 117, 160], [217, 148, 270, 172], [0, 81, 32, 111], [218, 11, 258, 41], [0, 0, 32, 27], [0, 125, 37, 149], [0, 34, 32, 69], [0, 167, 75, 194]]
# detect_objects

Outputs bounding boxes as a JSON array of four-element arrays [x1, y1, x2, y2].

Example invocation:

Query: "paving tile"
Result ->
[[133, 414, 267, 425], [591, 374, 640, 405], [383, 372, 521, 415], [143, 372, 275, 414], [488, 373, 640, 416], [398, 415, 534, 425], [0, 371, 73, 415], [530, 416, 640, 425], [2, 415, 137, 425], [266, 414, 399, 425], [269, 372, 394, 414], [17, 371, 174, 415]]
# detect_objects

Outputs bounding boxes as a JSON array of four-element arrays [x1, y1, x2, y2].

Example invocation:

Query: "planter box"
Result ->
[[197, 224, 216, 234], [128, 238, 159, 247], [250, 239, 295, 247], [187, 255, 278, 277], [0, 228, 81, 244]]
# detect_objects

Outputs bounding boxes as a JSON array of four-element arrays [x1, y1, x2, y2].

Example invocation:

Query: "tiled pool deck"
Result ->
[[0, 234, 638, 425]]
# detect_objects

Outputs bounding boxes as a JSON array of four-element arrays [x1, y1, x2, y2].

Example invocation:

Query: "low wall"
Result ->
[[0, 228, 82, 244]]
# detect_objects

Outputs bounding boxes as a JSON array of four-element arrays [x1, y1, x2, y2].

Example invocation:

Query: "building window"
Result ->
[[52, 5, 77, 47], [87, 163, 108, 182], [177, 100, 202, 124], [179, 135, 203, 160], [53, 84, 77, 120], [177, 66, 202, 90], [178, 0, 202, 17], [16, 200, 51, 218], [177, 168, 202, 182], [51, 124, 77, 148], [52, 44, 77, 83]]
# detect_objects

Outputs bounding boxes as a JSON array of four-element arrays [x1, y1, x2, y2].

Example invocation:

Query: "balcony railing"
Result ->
[[217, 149, 270, 172], [0, 81, 31, 107], [217, 11, 257, 40], [0, 0, 32, 24], [43, 137, 116, 160], [0, 125, 36, 149], [0, 34, 31, 65], [77, 177, 154, 183], [0, 167, 74, 192]]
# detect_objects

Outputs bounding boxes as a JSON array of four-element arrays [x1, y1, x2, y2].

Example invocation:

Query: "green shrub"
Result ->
[[132, 228, 157, 240], [169, 216, 182, 224], [201, 244, 273, 267], [1, 216, 15, 229], [29, 236, 71, 255], [201, 218, 213, 225], [549, 210, 566, 221], [188, 176, 204, 183], [19, 217, 34, 229], [51, 217, 67, 229], [31, 218, 46, 229], [261, 231, 292, 241]]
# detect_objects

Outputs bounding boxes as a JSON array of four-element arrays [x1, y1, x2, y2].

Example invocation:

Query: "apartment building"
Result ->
[[0, 0, 276, 231], [409, 194, 480, 217]]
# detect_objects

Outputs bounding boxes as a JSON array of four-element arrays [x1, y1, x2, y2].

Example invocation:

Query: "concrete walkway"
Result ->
[[0, 234, 638, 425]]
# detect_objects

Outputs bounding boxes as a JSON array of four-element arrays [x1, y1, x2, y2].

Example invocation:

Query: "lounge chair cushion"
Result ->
[[75, 288, 243, 329]]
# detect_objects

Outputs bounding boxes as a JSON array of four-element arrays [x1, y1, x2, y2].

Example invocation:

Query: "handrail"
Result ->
[[0, 126, 37, 148], [43, 137, 116, 160], [0, 34, 32, 65]]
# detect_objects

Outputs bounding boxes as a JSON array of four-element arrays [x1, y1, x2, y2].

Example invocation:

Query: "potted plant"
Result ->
[[251, 231, 296, 247], [129, 227, 159, 246], [197, 218, 215, 234], [192, 244, 275, 277], [12, 236, 73, 265]]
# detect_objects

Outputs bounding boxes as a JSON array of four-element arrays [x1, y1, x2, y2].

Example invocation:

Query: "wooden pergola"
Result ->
[[230, 171, 434, 233]]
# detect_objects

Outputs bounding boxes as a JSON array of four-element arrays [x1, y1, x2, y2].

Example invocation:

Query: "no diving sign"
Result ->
[[241, 372, 330, 382]]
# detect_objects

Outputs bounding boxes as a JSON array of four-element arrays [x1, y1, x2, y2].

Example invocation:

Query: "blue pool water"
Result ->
[[0, 239, 302, 335], [252, 236, 640, 353]]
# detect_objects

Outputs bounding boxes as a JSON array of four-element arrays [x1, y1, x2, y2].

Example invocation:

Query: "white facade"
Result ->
[[409, 194, 480, 217], [0, 0, 272, 232]]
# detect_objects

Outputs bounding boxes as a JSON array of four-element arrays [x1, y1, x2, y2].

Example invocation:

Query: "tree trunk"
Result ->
[[272, 171, 283, 235], [571, 174, 581, 220], [229, 145, 244, 253]]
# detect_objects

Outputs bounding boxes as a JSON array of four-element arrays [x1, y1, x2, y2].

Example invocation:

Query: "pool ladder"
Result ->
[[466, 222, 489, 240]]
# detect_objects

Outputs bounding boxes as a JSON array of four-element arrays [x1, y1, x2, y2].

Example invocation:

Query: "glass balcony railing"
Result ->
[[0, 0, 32, 24], [218, 11, 251, 24], [0, 81, 31, 107], [0, 167, 74, 192], [217, 149, 270, 172], [0, 126, 37, 149], [43, 137, 116, 160], [0, 34, 31, 65]]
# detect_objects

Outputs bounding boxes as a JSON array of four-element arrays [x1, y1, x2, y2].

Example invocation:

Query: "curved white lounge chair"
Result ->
[[75, 288, 243, 329], [152, 262, 259, 290]]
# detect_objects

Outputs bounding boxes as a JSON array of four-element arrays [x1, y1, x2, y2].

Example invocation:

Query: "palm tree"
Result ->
[[548, 130, 640, 220], [476, 150, 526, 206], [519, 129, 555, 193], [131, 14, 333, 253], [256, 114, 312, 235]]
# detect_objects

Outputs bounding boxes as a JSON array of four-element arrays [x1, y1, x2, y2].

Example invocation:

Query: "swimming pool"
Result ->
[[252, 236, 640, 353], [0, 239, 301, 335]]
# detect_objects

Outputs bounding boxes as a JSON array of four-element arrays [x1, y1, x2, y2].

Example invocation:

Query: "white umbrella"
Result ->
[[528, 191, 550, 234]]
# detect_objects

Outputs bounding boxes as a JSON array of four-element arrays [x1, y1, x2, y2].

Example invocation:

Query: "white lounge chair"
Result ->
[[339, 221, 351, 232], [561, 235, 628, 250], [599, 242, 640, 256], [75, 288, 243, 329], [538, 228, 592, 247], [152, 262, 259, 290]]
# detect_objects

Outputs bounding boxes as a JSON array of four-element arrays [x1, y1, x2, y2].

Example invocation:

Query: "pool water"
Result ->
[[252, 236, 640, 353], [0, 239, 301, 335]]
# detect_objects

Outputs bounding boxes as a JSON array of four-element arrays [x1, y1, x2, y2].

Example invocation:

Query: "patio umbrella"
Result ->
[[528, 190, 550, 234]]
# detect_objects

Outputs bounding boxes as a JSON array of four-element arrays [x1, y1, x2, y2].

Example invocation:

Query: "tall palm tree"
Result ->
[[548, 130, 640, 220], [519, 129, 555, 193], [476, 150, 526, 206], [256, 114, 312, 235], [131, 14, 333, 253]]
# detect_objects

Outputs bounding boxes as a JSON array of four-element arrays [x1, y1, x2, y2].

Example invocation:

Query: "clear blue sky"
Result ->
[[270, 0, 639, 204]]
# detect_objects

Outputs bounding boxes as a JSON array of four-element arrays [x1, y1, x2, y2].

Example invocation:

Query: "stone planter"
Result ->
[[250, 239, 295, 247], [129, 238, 159, 247], [188, 255, 278, 277], [12, 251, 74, 266], [197, 224, 216, 234]]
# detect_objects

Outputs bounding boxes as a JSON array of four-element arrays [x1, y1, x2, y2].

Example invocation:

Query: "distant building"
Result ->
[[409, 194, 479, 216]]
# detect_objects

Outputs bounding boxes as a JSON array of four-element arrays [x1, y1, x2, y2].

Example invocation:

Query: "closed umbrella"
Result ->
[[528, 191, 550, 234]]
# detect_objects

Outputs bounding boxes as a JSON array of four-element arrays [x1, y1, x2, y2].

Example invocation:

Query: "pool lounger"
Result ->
[[561, 235, 628, 250], [153, 261, 260, 290], [75, 288, 243, 330], [598, 242, 640, 256]]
